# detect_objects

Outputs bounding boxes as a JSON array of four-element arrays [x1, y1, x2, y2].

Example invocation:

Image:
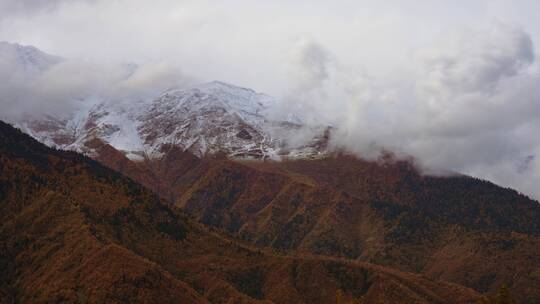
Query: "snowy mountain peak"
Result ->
[[0, 41, 61, 73], [197, 80, 254, 91], [162, 81, 276, 112], [2, 44, 329, 161], [12, 80, 329, 161], [138, 82, 287, 158]]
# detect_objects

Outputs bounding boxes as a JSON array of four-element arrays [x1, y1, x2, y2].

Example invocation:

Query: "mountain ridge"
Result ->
[[0, 120, 482, 303], [0, 41, 61, 74], [1, 42, 331, 161], [87, 138, 540, 302], [11, 80, 329, 161]]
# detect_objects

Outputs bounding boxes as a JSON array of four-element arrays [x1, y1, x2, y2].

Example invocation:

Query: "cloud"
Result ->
[[283, 23, 540, 199], [283, 39, 374, 127], [0, 0, 76, 21], [408, 23, 539, 169], [117, 62, 195, 98], [417, 23, 534, 97], [0, 42, 193, 118]]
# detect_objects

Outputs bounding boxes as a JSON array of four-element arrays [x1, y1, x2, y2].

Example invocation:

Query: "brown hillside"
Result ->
[[91, 141, 540, 303], [0, 121, 481, 303]]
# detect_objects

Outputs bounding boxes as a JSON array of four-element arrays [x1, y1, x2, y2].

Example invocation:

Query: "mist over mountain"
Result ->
[[1, 117, 490, 303], [0, 41, 193, 119], [2, 36, 540, 201]]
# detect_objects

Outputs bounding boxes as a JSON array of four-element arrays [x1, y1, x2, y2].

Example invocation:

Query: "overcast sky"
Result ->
[[2, 0, 540, 200], [2, 1, 540, 93]]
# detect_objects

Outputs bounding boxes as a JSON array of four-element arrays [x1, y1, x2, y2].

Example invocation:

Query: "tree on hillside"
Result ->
[[478, 284, 517, 304]]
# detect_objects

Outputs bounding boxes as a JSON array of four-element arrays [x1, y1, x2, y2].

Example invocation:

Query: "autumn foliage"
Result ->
[[0, 121, 484, 303], [91, 138, 540, 303]]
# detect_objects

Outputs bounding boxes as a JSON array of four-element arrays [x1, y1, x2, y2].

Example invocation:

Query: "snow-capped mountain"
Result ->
[[0, 41, 61, 75], [137, 81, 287, 159], [14, 81, 328, 160], [2, 42, 329, 160]]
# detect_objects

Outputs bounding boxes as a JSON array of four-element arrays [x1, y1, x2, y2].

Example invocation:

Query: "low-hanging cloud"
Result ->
[[418, 23, 534, 95], [284, 23, 540, 200], [0, 0, 77, 22], [0, 42, 194, 118]]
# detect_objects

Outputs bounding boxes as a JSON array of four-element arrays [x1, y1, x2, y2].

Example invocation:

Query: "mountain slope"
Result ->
[[90, 143, 540, 303], [0, 41, 61, 75], [0, 43, 327, 160], [0, 121, 481, 303], [12, 81, 328, 160]]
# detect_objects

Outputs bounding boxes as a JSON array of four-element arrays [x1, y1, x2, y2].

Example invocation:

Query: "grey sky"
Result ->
[[1, 0, 539, 94]]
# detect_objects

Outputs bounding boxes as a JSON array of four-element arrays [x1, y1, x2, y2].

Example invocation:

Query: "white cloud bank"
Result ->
[[286, 23, 540, 200]]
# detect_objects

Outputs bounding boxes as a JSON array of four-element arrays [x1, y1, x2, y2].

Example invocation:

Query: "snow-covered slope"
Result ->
[[138, 81, 280, 158], [3, 43, 329, 160], [13, 81, 329, 160], [0, 41, 61, 75]]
